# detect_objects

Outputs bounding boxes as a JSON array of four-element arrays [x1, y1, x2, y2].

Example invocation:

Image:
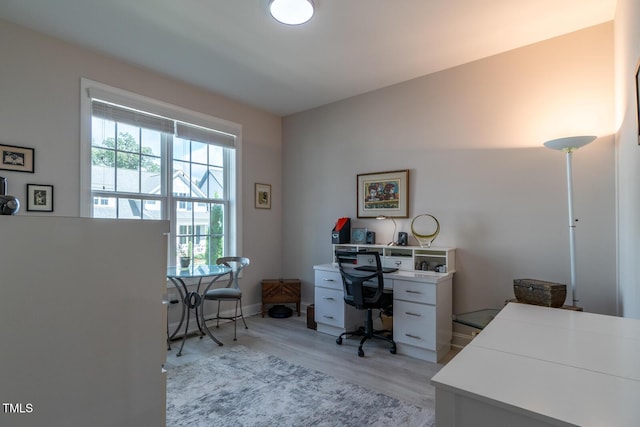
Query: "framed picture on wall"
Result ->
[[255, 183, 271, 209], [26, 184, 54, 212], [357, 169, 409, 218], [0, 144, 34, 173], [636, 58, 640, 145]]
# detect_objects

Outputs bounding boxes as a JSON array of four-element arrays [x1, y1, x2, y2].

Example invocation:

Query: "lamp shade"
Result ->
[[269, 0, 314, 25], [543, 136, 596, 152]]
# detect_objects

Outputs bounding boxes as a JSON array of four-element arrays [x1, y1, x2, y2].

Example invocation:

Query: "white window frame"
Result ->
[[79, 78, 243, 261]]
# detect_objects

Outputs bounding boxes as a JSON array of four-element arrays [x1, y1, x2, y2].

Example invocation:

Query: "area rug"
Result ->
[[166, 346, 435, 427]]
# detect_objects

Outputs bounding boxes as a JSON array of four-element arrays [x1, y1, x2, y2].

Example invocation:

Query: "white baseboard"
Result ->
[[167, 301, 314, 337]]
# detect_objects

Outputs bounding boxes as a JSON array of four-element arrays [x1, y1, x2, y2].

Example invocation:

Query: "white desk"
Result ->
[[313, 263, 454, 362], [431, 303, 640, 427]]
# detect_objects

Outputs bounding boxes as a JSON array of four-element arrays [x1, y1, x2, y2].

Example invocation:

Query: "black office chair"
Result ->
[[335, 251, 397, 357]]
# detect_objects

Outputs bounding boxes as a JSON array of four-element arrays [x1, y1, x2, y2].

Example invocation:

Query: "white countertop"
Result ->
[[314, 263, 454, 283], [431, 303, 640, 427]]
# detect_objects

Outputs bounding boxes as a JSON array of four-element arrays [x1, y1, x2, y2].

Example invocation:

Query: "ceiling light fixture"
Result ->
[[269, 0, 315, 25]]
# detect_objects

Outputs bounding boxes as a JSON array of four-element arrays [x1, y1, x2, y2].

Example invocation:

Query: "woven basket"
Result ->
[[513, 278, 567, 308]]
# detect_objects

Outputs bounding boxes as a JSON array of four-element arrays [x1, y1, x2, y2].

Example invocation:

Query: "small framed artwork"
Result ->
[[255, 183, 271, 209], [357, 169, 410, 218], [351, 227, 367, 244], [26, 184, 54, 212], [635, 58, 640, 145], [0, 144, 34, 173]]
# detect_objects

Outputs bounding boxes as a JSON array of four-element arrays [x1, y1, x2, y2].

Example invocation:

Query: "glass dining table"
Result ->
[[166, 264, 232, 356]]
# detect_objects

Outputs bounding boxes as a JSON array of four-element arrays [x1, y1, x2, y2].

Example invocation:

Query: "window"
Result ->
[[80, 79, 242, 267]]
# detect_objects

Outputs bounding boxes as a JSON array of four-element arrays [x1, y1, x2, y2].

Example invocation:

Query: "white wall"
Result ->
[[614, 0, 640, 319], [0, 217, 168, 426], [282, 23, 617, 316], [0, 19, 283, 309]]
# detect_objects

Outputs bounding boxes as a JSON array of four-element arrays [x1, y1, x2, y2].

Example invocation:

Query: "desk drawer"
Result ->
[[315, 269, 342, 290], [314, 287, 344, 327], [384, 256, 414, 271], [393, 300, 436, 349], [393, 280, 436, 304]]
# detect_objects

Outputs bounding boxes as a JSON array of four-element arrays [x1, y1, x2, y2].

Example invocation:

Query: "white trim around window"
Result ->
[[79, 77, 243, 259]]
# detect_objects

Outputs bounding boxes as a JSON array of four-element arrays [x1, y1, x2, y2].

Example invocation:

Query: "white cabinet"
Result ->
[[313, 263, 454, 362], [332, 244, 455, 273], [314, 268, 365, 336], [0, 216, 168, 426], [393, 300, 436, 349], [393, 277, 452, 362]]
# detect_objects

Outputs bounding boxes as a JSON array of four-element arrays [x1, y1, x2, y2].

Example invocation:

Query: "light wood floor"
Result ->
[[165, 312, 458, 409]]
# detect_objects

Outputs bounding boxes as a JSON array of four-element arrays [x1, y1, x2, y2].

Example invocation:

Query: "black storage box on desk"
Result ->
[[332, 217, 351, 244]]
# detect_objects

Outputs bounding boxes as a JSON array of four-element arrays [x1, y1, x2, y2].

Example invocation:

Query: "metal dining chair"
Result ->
[[201, 257, 250, 341]]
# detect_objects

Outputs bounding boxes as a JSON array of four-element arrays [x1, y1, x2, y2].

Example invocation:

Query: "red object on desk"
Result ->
[[335, 217, 349, 230]]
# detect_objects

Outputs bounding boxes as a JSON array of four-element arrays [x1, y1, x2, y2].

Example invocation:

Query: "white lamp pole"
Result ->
[[543, 135, 596, 306]]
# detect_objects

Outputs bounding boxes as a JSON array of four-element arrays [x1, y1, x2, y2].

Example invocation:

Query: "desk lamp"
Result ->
[[376, 215, 397, 246], [543, 135, 596, 306]]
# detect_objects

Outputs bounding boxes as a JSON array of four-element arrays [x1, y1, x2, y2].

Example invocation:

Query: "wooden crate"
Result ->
[[261, 279, 301, 317]]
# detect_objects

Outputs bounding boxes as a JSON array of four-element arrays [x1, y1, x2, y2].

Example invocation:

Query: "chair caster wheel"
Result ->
[[390, 347, 397, 354], [336, 337, 343, 345], [358, 348, 364, 357]]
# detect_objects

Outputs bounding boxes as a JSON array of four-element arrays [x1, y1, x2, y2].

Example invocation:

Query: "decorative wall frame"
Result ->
[[26, 184, 54, 212], [255, 183, 271, 209], [357, 169, 409, 218], [0, 144, 34, 173], [351, 227, 367, 244], [635, 58, 640, 145]]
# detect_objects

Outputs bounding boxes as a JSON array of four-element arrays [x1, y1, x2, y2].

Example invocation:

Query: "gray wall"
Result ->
[[3, 14, 636, 319], [0, 18, 283, 311], [282, 23, 617, 316], [614, 0, 640, 319]]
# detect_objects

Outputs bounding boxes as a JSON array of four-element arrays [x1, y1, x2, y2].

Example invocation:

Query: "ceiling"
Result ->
[[0, 0, 616, 116]]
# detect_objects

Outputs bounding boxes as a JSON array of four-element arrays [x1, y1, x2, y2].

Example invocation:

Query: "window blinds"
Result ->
[[175, 122, 235, 148], [91, 101, 174, 134], [90, 100, 236, 149]]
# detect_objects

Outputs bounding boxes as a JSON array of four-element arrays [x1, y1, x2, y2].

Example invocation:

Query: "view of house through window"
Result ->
[[87, 94, 236, 267]]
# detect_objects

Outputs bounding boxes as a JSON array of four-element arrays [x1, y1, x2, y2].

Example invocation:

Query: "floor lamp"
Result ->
[[543, 135, 596, 306]]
